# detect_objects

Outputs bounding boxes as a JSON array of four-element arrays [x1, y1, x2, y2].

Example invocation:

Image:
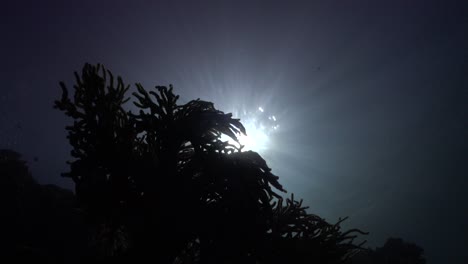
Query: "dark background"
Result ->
[[1, 1, 467, 263]]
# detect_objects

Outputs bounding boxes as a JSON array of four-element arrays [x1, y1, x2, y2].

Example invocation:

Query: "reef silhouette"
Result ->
[[2, 63, 426, 263], [350, 238, 426, 264], [1, 149, 87, 263], [53, 63, 367, 263]]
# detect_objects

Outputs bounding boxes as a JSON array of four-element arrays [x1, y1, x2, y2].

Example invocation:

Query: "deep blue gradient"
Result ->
[[1, 1, 467, 262]]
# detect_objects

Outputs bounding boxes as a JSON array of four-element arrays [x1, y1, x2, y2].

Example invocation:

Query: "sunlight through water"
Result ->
[[222, 106, 279, 154]]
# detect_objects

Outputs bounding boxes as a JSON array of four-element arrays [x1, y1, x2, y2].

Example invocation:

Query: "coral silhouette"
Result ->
[[3, 63, 428, 263], [53, 63, 367, 263]]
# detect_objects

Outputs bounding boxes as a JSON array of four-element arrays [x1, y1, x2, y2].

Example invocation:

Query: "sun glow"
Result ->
[[222, 106, 279, 154], [237, 118, 269, 152]]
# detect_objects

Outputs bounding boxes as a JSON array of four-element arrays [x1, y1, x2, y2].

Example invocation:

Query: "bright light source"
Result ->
[[221, 106, 278, 154], [237, 119, 269, 152]]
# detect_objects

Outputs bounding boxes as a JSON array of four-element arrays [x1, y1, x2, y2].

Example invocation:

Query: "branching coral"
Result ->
[[55, 63, 367, 264]]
